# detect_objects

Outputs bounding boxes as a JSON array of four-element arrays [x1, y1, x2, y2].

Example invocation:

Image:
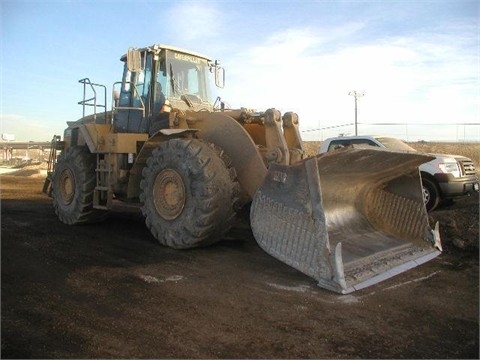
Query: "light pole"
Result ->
[[348, 90, 365, 136]]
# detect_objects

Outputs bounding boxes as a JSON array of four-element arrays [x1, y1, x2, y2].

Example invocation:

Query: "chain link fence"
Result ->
[[302, 123, 480, 143]]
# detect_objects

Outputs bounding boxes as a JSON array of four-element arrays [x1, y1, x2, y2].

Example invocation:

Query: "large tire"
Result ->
[[52, 146, 107, 224], [140, 138, 238, 249], [422, 176, 440, 212]]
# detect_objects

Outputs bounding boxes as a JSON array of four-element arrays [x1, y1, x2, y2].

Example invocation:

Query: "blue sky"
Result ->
[[1, 0, 479, 141]]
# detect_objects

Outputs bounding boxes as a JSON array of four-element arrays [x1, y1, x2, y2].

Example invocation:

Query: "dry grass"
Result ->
[[411, 142, 480, 166], [303, 141, 480, 166]]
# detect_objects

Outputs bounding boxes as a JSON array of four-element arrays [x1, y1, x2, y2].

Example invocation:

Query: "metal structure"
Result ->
[[348, 90, 365, 136], [43, 45, 441, 293], [0, 141, 52, 164]]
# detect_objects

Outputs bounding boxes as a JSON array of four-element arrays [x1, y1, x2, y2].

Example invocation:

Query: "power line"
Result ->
[[302, 122, 480, 133], [302, 123, 354, 132], [358, 122, 480, 126]]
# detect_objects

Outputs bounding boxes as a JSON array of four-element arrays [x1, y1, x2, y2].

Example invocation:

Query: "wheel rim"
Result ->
[[59, 168, 75, 205], [423, 186, 430, 205], [153, 169, 186, 220]]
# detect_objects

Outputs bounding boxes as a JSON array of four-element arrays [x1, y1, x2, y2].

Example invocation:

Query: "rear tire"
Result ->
[[52, 146, 107, 224], [422, 176, 440, 212], [140, 138, 238, 249]]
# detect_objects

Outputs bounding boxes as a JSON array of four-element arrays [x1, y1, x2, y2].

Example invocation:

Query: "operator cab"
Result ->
[[113, 45, 224, 134]]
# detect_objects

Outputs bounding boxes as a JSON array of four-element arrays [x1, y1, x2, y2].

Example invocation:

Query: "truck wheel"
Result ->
[[52, 146, 106, 224], [422, 177, 440, 212], [140, 138, 238, 249]]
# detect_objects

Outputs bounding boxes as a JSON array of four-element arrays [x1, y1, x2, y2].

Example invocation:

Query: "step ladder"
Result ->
[[42, 135, 64, 196], [94, 154, 113, 209]]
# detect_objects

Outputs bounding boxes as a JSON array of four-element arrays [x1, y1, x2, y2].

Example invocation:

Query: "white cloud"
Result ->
[[3, 1, 477, 143], [248, 28, 321, 64], [217, 21, 479, 141], [164, 2, 222, 45]]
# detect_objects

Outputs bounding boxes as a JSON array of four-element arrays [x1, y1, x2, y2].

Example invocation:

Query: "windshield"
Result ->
[[376, 137, 417, 152], [164, 49, 214, 105]]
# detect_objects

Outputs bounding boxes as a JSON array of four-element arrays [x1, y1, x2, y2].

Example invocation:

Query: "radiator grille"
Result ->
[[460, 160, 476, 176]]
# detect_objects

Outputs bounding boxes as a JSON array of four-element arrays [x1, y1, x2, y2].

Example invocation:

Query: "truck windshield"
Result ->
[[165, 50, 214, 105], [376, 137, 417, 152]]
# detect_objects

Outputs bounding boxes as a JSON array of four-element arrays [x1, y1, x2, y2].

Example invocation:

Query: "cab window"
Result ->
[[118, 53, 152, 108], [328, 139, 377, 151]]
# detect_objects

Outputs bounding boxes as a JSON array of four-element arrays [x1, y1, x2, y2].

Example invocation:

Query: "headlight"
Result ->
[[438, 162, 461, 178]]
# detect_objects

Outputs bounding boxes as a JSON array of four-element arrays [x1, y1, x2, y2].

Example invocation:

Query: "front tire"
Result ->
[[422, 176, 440, 212], [52, 146, 107, 224], [140, 139, 238, 249]]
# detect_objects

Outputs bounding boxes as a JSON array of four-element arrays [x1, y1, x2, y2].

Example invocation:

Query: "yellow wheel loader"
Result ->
[[43, 44, 442, 294]]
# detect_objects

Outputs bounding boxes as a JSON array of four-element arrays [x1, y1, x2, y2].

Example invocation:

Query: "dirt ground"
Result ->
[[1, 167, 479, 359]]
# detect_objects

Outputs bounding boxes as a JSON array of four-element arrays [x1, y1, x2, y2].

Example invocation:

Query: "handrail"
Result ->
[[112, 81, 145, 118], [78, 78, 108, 124]]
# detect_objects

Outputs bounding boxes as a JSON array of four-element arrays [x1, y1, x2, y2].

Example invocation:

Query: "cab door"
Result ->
[[114, 52, 152, 133]]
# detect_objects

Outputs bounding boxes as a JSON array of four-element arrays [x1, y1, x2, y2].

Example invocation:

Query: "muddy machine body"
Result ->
[[44, 45, 441, 293]]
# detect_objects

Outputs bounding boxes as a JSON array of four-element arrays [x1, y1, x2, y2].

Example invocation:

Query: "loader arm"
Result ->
[[175, 108, 304, 198]]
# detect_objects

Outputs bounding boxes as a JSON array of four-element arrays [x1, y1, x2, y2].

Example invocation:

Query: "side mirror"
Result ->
[[127, 48, 142, 72], [214, 61, 225, 88]]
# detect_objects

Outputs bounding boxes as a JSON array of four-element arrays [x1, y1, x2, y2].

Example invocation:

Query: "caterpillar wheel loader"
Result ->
[[43, 44, 442, 294]]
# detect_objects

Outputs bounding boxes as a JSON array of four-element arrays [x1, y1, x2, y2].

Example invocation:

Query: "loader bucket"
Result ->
[[250, 147, 442, 294]]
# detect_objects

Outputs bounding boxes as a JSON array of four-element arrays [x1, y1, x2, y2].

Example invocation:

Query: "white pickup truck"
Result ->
[[319, 135, 479, 211]]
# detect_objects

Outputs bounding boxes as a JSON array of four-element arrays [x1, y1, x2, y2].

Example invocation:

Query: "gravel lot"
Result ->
[[1, 170, 478, 359]]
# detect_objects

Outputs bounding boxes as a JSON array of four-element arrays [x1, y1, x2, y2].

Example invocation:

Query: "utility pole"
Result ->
[[348, 90, 365, 135]]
